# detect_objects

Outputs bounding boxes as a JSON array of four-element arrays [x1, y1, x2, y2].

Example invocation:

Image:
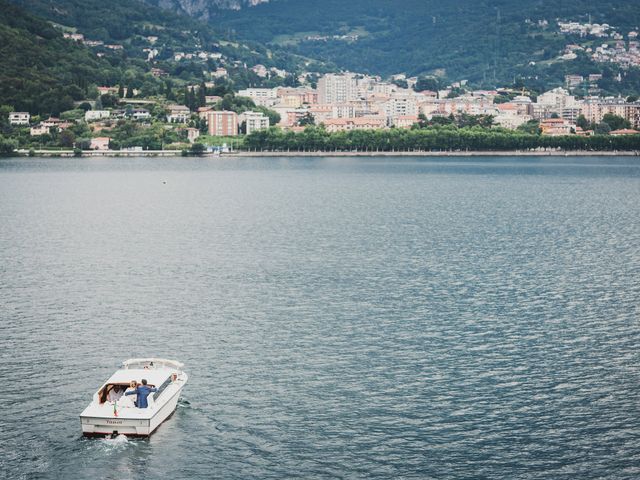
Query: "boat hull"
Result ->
[[80, 386, 183, 437]]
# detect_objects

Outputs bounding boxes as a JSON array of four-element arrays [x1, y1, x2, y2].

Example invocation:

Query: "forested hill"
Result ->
[[2, 0, 323, 113], [11, 0, 220, 44], [0, 0, 123, 114], [210, 0, 640, 87], [9, 0, 318, 78]]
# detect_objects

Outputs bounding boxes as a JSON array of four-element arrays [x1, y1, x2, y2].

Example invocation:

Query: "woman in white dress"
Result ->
[[107, 385, 124, 402], [118, 381, 138, 408]]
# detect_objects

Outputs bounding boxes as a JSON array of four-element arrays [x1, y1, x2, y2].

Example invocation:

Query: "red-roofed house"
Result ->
[[610, 128, 639, 136]]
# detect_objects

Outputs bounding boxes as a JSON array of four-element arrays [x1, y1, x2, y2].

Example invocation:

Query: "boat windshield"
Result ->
[[122, 358, 183, 370]]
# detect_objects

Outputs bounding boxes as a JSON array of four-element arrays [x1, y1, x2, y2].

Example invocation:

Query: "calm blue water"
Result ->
[[1, 156, 640, 479]]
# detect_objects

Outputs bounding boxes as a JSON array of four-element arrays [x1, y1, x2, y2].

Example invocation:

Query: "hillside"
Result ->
[[0, 0, 124, 114], [10, 0, 318, 77], [147, 0, 269, 18], [1, 0, 327, 116], [207, 0, 640, 89]]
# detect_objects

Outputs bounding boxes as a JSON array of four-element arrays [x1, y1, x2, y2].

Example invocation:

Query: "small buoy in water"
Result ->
[[162, 181, 167, 184]]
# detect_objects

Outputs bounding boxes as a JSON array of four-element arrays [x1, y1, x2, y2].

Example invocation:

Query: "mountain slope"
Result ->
[[147, 0, 268, 18], [0, 0, 122, 114], [11, 0, 321, 76], [206, 0, 640, 85]]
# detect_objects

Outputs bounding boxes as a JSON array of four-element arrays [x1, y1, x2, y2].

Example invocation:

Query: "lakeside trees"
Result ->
[[244, 125, 640, 152], [0, 135, 18, 155]]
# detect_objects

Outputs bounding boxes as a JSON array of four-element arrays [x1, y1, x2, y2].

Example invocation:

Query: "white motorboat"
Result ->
[[80, 358, 188, 437]]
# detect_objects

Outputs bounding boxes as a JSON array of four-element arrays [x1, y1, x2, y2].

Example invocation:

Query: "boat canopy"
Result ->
[[105, 368, 173, 387]]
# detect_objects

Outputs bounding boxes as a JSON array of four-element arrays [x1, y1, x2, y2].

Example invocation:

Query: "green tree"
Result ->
[[517, 119, 541, 135], [594, 122, 612, 135], [255, 106, 281, 126], [414, 77, 439, 93], [190, 142, 206, 155], [298, 112, 315, 126], [198, 82, 207, 108], [0, 105, 13, 129], [283, 74, 300, 87], [576, 114, 590, 131], [601, 113, 631, 131], [100, 94, 120, 108], [59, 129, 76, 148], [0, 134, 17, 155], [166, 81, 175, 101]]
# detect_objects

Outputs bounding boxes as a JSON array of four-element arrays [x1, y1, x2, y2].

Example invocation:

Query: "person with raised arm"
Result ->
[[124, 379, 157, 408]]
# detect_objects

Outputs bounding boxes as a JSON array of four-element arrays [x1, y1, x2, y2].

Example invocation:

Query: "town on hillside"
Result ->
[[4, 70, 640, 154], [3, 14, 640, 155]]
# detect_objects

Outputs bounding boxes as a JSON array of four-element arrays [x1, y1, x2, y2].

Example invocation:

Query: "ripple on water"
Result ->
[[1, 157, 640, 479]]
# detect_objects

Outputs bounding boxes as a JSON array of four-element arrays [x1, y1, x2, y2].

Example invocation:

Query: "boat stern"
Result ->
[[80, 403, 153, 437], [80, 414, 152, 437]]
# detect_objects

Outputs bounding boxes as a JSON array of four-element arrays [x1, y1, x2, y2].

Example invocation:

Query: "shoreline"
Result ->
[[10, 149, 640, 158]]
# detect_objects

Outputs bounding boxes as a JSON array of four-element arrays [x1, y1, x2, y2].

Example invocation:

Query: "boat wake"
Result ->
[[101, 434, 129, 448]]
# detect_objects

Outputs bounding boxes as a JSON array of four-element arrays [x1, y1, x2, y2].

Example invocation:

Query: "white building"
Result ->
[[318, 73, 358, 104], [132, 109, 151, 121], [534, 88, 582, 120], [30, 125, 50, 136], [167, 105, 191, 123], [332, 104, 357, 119], [239, 111, 270, 135], [85, 110, 111, 122], [212, 68, 228, 79], [237, 88, 278, 107], [370, 82, 396, 96], [251, 64, 269, 78], [385, 95, 419, 119], [9, 112, 30, 125], [494, 111, 532, 129]]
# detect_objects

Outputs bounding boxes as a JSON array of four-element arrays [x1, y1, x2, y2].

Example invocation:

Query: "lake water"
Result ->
[[1, 156, 640, 479]]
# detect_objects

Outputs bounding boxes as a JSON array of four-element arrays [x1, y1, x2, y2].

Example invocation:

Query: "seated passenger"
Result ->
[[107, 385, 124, 402], [124, 379, 158, 409]]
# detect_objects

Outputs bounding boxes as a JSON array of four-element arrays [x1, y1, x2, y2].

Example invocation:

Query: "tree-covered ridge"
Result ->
[[10, 0, 319, 73], [1, 0, 323, 115], [12, 0, 216, 42], [0, 0, 123, 114], [213, 0, 640, 85]]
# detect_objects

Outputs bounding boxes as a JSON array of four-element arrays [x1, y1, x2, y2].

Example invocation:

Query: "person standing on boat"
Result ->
[[125, 379, 157, 408], [119, 381, 138, 407]]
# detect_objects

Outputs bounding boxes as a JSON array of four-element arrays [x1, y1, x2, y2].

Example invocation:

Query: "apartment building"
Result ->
[[206, 111, 239, 136], [322, 117, 386, 133], [318, 73, 357, 104], [239, 111, 270, 134], [581, 98, 640, 128], [237, 88, 278, 107]]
